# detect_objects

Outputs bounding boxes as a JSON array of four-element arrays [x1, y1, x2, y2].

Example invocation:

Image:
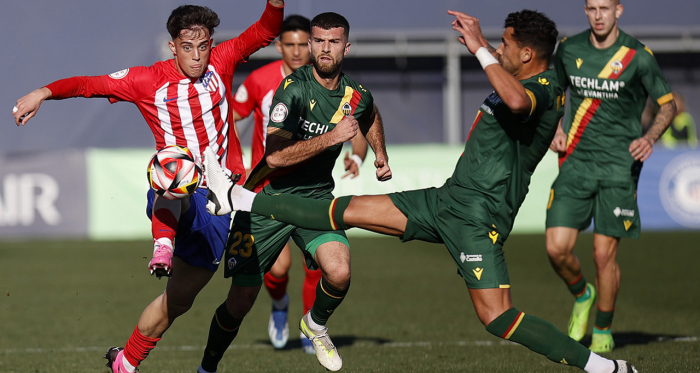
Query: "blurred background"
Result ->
[[1, 0, 699, 239]]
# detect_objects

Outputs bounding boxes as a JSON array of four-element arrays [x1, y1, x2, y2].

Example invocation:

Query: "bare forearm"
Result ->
[[350, 132, 368, 160], [266, 132, 338, 169], [363, 108, 388, 161], [644, 101, 677, 144], [484, 66, 531, 114]]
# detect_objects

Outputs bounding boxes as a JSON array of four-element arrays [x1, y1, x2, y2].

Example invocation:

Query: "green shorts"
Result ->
[[388, 187, 510, 289], [224, 210, 349, 287], [546, 173, 640, 239]]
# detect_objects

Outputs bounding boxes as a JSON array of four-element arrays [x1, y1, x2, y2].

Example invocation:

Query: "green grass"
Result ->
[[1, 232, 699, 372]]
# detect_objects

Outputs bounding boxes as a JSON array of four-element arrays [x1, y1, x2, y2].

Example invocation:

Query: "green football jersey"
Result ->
[[555, 29, 673, 181], [244, 64, 374, 198], [439, 69, 564, 237]]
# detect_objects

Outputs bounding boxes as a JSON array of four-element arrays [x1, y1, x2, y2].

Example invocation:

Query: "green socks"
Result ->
[[251, 194, 352, 231], [486, 307, 591, 369], [200, 303, 243, 372], [568, 275, 589, 301], [310, 277, 350, 325]]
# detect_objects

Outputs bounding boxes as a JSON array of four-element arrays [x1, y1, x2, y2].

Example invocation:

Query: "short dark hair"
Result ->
[[311, 12, 349, 39], [167, 5, 221, 40], [282, 15, 311, 35], [504, 10, 558, 62]]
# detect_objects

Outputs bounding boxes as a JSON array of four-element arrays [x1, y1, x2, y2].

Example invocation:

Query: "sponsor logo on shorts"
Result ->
[[624, 220, 633, 231], [472, 267, 484, 281], [659, 152, 700, 228], [460, 253, 483, 263], [227, 257, 237, 270], [613, 207, 635, 217]]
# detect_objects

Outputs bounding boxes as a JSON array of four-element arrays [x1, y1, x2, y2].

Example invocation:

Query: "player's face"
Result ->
[[585, 0, 623, 40], [169, 28, 213, 79], [496, 27, 522, 76], [309, 26, 349, 77], [277, 30, 311, 73]]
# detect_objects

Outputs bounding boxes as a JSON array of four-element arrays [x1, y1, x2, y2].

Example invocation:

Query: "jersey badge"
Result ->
[[227, 257, 237, 270], [624, 220, 633, 231], [108, 68, 129, 80], [489, 230, 499, 244], [200, 71, 219, 92], [234, 85, 248, 103], [284, 78, 294, 89], [271, 103, 289, 123], [472, 267, 484, 281], [310, 99, 317, 111], [576, 58, 583, 69], [342, 102, 352, 116], [538, 77, 550, 86], [611, 60, 623, 75]]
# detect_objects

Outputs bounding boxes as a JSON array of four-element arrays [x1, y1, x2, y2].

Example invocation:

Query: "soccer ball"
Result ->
[[147, 145, 202, 200]]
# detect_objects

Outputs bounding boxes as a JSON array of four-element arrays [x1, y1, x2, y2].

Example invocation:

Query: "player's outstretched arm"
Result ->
[[13, 87, 52, 126], [360, 104, 391, 181], [630, 100, 677, 161], [448, 10, 532, 115]]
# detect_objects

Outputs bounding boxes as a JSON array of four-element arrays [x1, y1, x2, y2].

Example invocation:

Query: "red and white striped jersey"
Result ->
[[232, 59, 286, 168], [44, 3, 283, 183]]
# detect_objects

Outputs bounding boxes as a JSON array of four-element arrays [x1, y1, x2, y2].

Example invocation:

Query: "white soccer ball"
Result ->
[[147, 145, 202, 200]]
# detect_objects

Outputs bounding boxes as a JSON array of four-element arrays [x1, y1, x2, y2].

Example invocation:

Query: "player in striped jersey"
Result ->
[[231, 14, 369, 353], [12, 2, 284, 372], [546, 0, 675, 354]]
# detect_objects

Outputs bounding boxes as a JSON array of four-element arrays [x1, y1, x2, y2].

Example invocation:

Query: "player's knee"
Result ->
[[323, 266, 351, 290]]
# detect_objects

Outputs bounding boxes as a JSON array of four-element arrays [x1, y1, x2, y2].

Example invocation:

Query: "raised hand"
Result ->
[[448, 10, 486, 54], [13, 87, 51, 126]]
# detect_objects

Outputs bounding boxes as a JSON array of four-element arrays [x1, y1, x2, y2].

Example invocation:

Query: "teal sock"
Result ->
[[567, 276, 588, 300], [485, 308, 591, 369], [251, 194, 352, 231], [201, 303, 243, 372]]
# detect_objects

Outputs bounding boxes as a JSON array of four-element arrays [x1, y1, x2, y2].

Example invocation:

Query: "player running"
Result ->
[[12, 1, 284, 372], [196, 12, 390, 373], [546, 0, 675, 353], [230, 14, 368, 353], [203, 9, 638, 373]]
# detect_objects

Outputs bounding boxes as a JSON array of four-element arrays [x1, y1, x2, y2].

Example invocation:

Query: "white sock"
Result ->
[[197, 365, 216, 373], [584, 352, 615, 373], [154, 237, 173, 251], [231, 184, 255, 212], [306, 312, 325, 330], [122, 356, 137, 373], [272, 293, 289, 310]]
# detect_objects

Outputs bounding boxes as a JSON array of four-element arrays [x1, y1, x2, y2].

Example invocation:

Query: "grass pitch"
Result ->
[[1, 232, 698, 372]]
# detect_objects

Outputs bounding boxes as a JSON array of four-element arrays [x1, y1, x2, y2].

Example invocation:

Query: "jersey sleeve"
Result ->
[[210, 2, 283, 75], [44, 66, 150, 103], [638, 46, 673, 105], [267, 79, 304, 139], [554, 40, 570, 92], [232, 78, 257, 119], [354, 85, 375, 125], [522, 78, 553, 121]]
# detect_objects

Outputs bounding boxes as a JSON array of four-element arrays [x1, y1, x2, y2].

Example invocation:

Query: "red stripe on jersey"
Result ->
[[466, 111, 483, 142], [607, 49, 636, 80], [559, 99, 601, 167], [349, 90, 362, 115]]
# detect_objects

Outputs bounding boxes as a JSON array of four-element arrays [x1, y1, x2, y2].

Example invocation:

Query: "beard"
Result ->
[[312, 53, 342, 77]]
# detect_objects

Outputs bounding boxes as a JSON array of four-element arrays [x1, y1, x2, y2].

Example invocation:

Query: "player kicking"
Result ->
[[230, 14, 368, 353], [196, 12, 390, 373], [12, 1, 284, 372], [203, 9, 638, 373], [546, 0, 675, 353]]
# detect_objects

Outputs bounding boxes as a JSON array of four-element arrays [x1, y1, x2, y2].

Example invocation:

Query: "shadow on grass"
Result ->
[[579, 332, 696, 348], [257, 335, 392, 350]]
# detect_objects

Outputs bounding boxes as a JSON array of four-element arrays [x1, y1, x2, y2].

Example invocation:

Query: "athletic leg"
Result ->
[[148, 195, 189, 277], [264, 242, 292, 349], [589, 233, 620, 353]]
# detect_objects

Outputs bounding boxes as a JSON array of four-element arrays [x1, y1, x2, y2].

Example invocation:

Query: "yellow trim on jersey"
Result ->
[[267, 127, 293, 140], [657, 92, 674, 106], [524, 89, 537, 116], [597, 46, 631, 78], [567, 98, 594, 148], [328, 199, 338, 230], [504, 312, 525, 340], [499, 284, 511, 289], [330, 86, 355, 124], [243, 165, 275, 190]]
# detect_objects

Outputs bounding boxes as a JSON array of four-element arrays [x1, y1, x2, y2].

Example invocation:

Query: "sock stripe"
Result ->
[[502, 311, 525, 340], [320, 280, 345, 300], [215, 312, 240, 333], [566, 273, 583, 286], [328, 199, 339, 230]]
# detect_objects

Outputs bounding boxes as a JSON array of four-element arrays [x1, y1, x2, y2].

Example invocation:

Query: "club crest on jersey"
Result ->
[[108, 68, 129, 80], [200, 71, 219, 92], [271, 103, 288, 123], [611, 60, 623, 74], [342, 102, 352, 116], [227, 257, 237, 270], [234, 84, 248, 103]]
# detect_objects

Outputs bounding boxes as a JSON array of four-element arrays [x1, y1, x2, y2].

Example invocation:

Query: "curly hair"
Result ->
[[504, 10, 558, 61], [166, 5, 221, 40]]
